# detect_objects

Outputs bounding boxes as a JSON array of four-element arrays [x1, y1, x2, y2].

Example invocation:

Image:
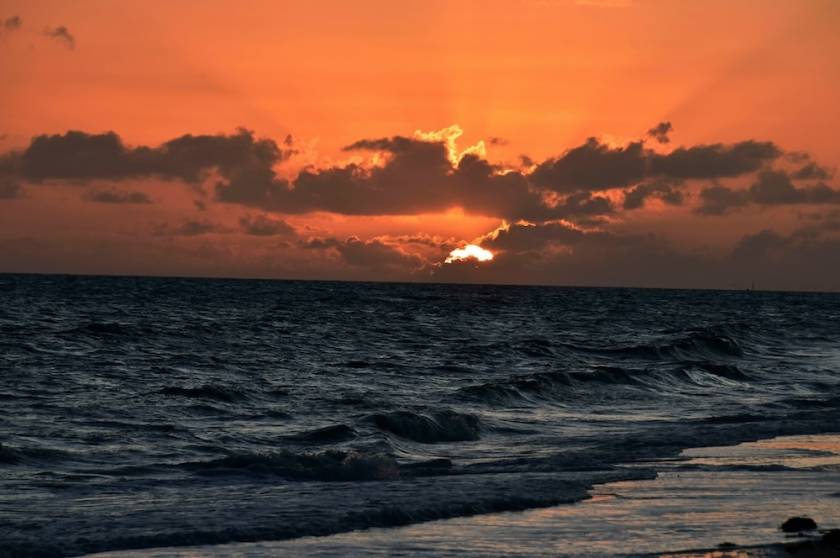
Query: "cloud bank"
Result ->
[[4, 123, 835, 221], [1, 123, 839, 290]]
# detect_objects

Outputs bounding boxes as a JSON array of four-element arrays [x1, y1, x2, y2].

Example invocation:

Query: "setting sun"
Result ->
[[445, 244, 495, 264]]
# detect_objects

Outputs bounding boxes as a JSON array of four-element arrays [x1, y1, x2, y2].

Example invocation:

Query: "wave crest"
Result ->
[[184, 449, 399, 482], [370, 410, 481, 443]]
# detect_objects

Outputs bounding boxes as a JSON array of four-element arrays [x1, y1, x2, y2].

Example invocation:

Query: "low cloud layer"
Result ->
[[84, 188, 152, 204], [0, 177, 21, 199], [154, 219, 231, 237], [697, 170, 840, 215], [239, 214, 296, 237], [434, 217, 840, 291]]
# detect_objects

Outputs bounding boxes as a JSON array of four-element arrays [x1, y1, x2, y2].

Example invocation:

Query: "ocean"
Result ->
[[1, 274, 839, 557]]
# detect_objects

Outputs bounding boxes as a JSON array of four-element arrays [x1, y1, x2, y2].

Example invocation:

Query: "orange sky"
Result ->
[[1, 0, 839, 290]]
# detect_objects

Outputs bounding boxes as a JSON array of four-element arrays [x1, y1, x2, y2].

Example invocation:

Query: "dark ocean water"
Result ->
[[1, 274, 840, 557]]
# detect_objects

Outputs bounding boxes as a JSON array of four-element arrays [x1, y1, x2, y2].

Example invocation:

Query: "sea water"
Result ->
[[1, 275, 839, 556]]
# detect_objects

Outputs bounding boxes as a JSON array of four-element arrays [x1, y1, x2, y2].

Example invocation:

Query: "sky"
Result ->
[[1, 0, 839, 290]]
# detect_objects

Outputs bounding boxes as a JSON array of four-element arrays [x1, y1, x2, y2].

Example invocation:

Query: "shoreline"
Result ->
[[660, 534, 840, 558], [87, 434, 840, 557]]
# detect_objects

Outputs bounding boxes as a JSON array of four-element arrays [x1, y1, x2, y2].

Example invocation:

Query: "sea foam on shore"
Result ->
[[86, 434, 840, 558]]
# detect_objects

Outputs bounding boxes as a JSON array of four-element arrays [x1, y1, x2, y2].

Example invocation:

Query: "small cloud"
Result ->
[[694, 170, 840, 215], [791, 162, 833, 181], [0, 177, 21, 199], [84, 188, 152, 204], [3, 16, 22, 31], [575, 0, 632, 6], [155, 219, 230, 237], [301, 236, 341, 250], [44, 26, 75, 50], [302, 235, 425, 272], [239, 213, 297, 236], [646, 121, 673, 144], [623, 179, 684, 210], [694, 185, 749, 215]]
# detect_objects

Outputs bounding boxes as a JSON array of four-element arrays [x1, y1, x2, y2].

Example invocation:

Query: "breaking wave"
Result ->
[[182, 449, 400, 482], [369, 410, 482, 443]]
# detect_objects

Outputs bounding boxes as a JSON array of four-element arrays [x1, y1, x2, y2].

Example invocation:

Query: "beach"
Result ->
[[87, 434, 840, 557]]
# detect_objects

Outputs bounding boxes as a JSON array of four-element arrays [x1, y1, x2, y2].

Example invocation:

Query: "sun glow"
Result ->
[[445, 244, 494, 264]]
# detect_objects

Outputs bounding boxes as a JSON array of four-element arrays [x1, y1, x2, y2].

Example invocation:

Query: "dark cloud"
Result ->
[[0, 125, 829, 223], [532, 137, 780, 194], [435, 225, 716, 289], [304, 235, 425, 272], [0, 150, 21, 198], [239, 214, 296, 236], [277, 134, 453, 214], [20, 131, 131, 181], [749, 170, 809, 204], [84, 188, 152, 204], [791, 162, 833, 181], [730, 229, 795, 263], [695, 185, 749, 215], [728, 227, 840, 291], [800, 209, 840, 226], [646, 121, 673, 144], [532, 138, 648, 193], [0, 150, 20, 175], [0, 177, 21, 199], [225, 132, 781, 220], [453, 154, 596, 221], [337, 237, 423, 269], [480, 221, 587, 253], [375, 233, 457, 254], [44, 26, 75, 50], [623, 180, 684, 210], [389, 233, 453, 247], [300, 237, 341, 250], [649, 141, 781, 179], [556, 191, 615, 216], [3, 16, 21, 31], [696, 170, 840, 214], [435, 216, 840, 291], [217, 135, 604, 221], [155, 220, 230, 237], [13, 128, 287, 184], [9, 127, 840, 289]]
